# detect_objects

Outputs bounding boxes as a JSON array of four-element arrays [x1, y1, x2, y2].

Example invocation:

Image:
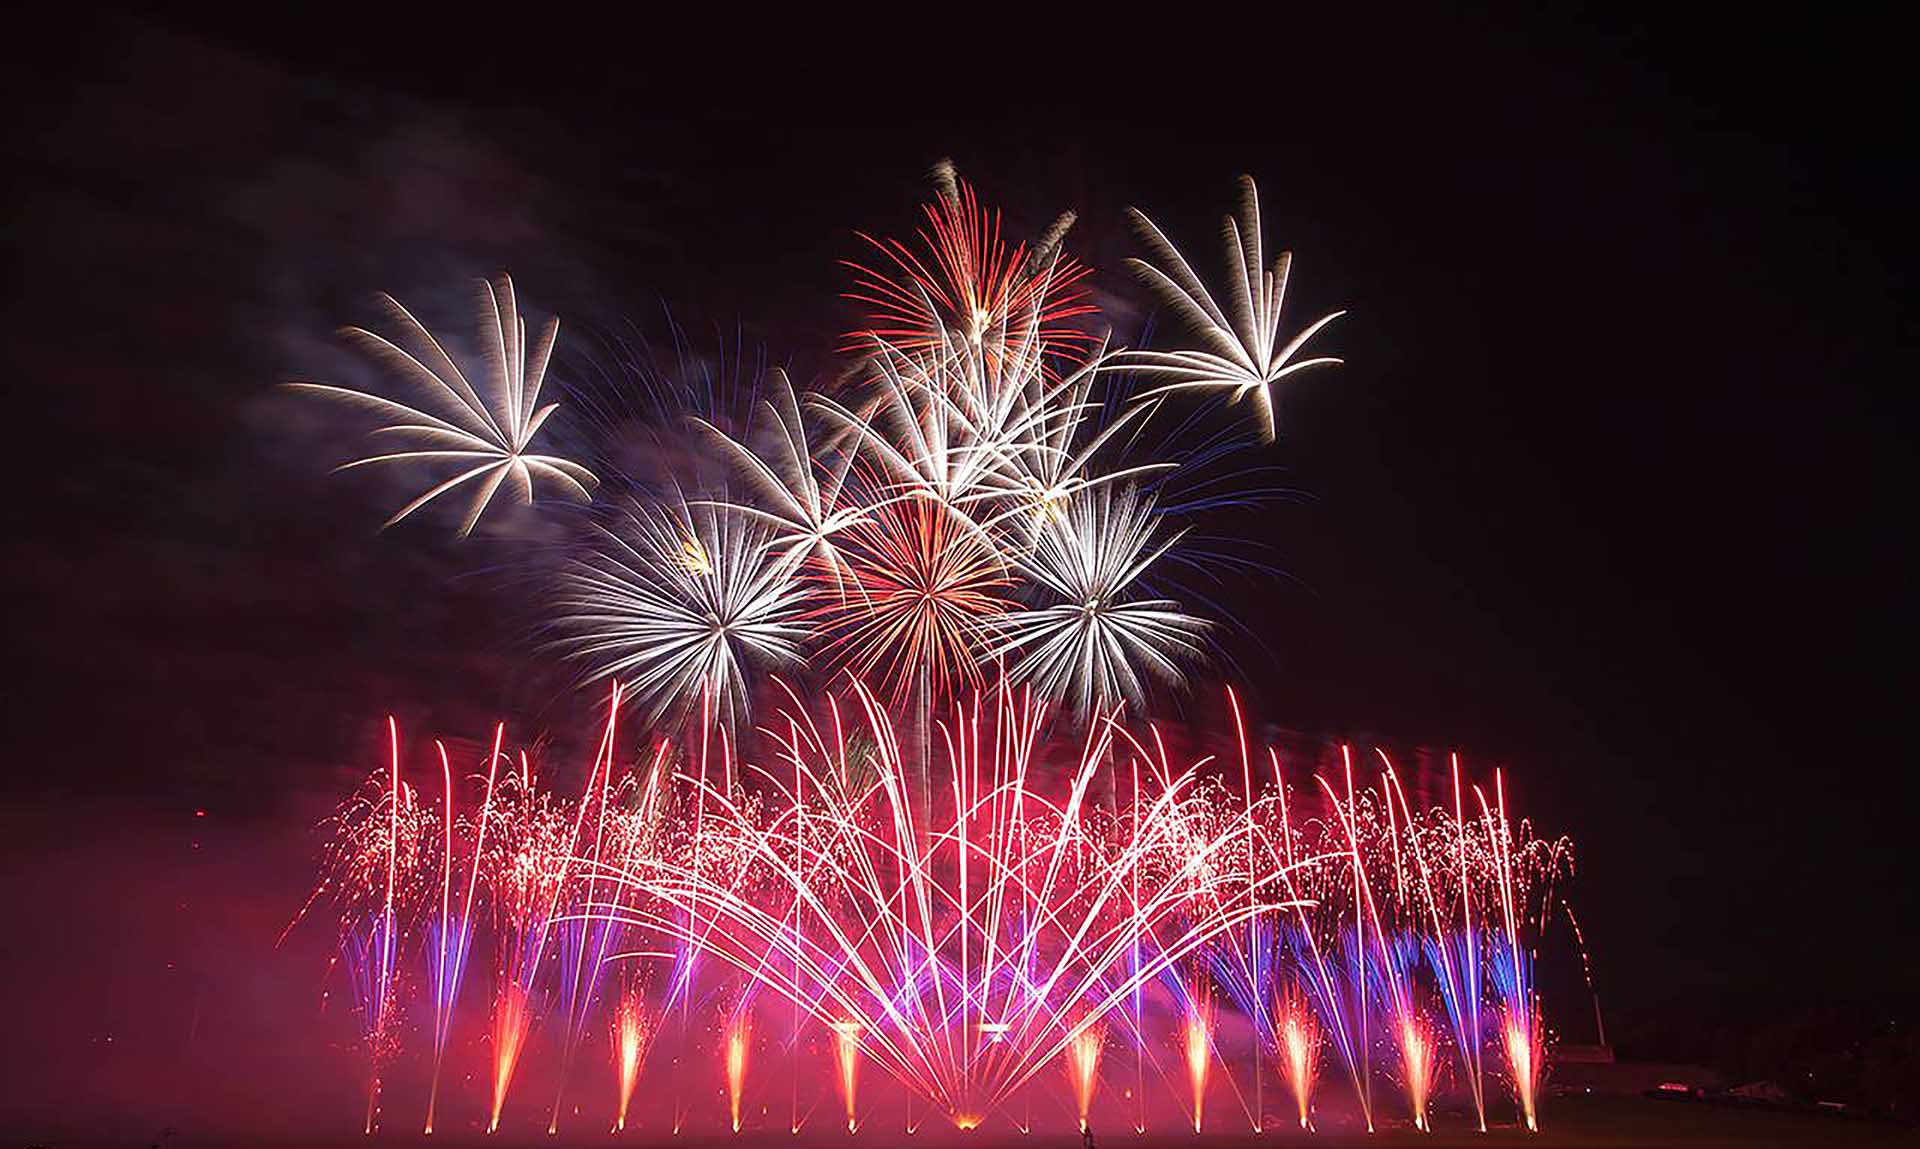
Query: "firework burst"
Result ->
[[289, 275, 597, 534], [843, 158, 1096, 366], [552, 496, 809, 726], [1120, 177, 1346, 442], [815, 492, 1013, 704], [993, 485, 1210, 716]]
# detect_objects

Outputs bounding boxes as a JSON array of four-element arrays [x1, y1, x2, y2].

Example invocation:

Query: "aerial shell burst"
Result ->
[[550, 494, 809, 727], [1118, 176, 1346, 442], [842, 157, 1097, 367], [992, 484, 1210, 716], [812, 488, 1014, 705], [288, 275, 598, 535]]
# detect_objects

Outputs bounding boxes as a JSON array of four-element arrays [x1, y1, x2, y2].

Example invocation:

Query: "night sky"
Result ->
[[3, 7, 1911, 1140]]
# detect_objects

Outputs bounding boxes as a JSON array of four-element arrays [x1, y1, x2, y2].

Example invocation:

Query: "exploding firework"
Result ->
[[993, 485, 1210, 716], [289, 276, 597, 535], [1119, 177, 1346, 442], [814, 491, 1013, 704], [552, 495, 809, 727], [843, 158, 1096, 367]]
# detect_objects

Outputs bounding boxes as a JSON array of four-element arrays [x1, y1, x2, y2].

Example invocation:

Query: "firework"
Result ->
[[289, 166, 1587, 1139], [600, 682, 1294, 1130], [830, 1019, 863, 1132], [611, 983, 653, 1132], [1119, 177, 1346, 442], [297, 691, 1576, 1136], [1065, 1024, 1103, 1133], [1182, 993, 1215, 1132], [843, 158, 1096, 366], [814, 492, 1013, 704], [552, 495, 809, 727], [1273, 983, 1321, 1130], [695, 368, 870, 584], [992, 485, 1209, 716], [289, 276, 597, 535]]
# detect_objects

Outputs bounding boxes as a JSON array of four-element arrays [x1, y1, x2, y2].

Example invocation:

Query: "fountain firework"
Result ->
[[298, 686, 1573, 1135]]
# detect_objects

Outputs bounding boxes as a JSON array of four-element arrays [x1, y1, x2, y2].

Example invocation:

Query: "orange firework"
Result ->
[[611, 986, 653, 1132], [725, 1014, 752, 1133], [1400, 1014, 1439, 1132], [1183, 995, 1214, 1133], [816, 493, 1011, 703], [1065, 1025, 1103, 1133], [831, 1020, 862, 1132], [1273, 984, 1321, 1130]]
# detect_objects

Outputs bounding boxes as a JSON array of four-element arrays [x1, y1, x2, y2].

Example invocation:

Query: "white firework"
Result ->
[[551, 496, 808, 727], [817, 329, 1162, 545], [692, 368, 870, 586], [289, 275, 597, 535], [991, 486, 1209, 715], [1119, 176, 1345, 441]]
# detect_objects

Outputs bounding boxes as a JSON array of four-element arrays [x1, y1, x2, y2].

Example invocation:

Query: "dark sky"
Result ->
[[2, 6, 1911, 1140]]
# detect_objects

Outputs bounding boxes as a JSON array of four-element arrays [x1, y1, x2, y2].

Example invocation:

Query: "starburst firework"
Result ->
[[843, 158, 1096, 364], [993, 486, 1209, 715], [551, 496, 808, 726], [815, 492, 1012, 704], [1120, 177, 1346, 441], [290, 275, 597, 534]]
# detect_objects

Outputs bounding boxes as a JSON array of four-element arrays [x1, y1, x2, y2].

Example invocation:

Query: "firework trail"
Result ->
[[422, 729, 501, 1134], [599, 680, 1296, 1131], [296, 691, 1576, 1135]]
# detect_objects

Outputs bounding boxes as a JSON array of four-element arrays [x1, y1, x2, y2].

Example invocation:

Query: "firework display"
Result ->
[[292, 164, 1581, 1136], [302, 691, 1571, 1136]]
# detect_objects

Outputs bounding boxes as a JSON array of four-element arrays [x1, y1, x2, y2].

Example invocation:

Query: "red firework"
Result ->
[[843, 162, 1096, 364]]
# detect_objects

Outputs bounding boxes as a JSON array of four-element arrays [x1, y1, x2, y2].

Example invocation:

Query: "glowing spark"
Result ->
[[1401, 1015, 1438, 1132], [1182, 995, 1215, 1134], [488, 983, 531, 1133], [725, 1016, 752, 1133], [1275, 986, 1321, 1131], [831, 1020, 862, 1132], [1065, 1026, 1103, 1133], [612, 988, 653, 1133]]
